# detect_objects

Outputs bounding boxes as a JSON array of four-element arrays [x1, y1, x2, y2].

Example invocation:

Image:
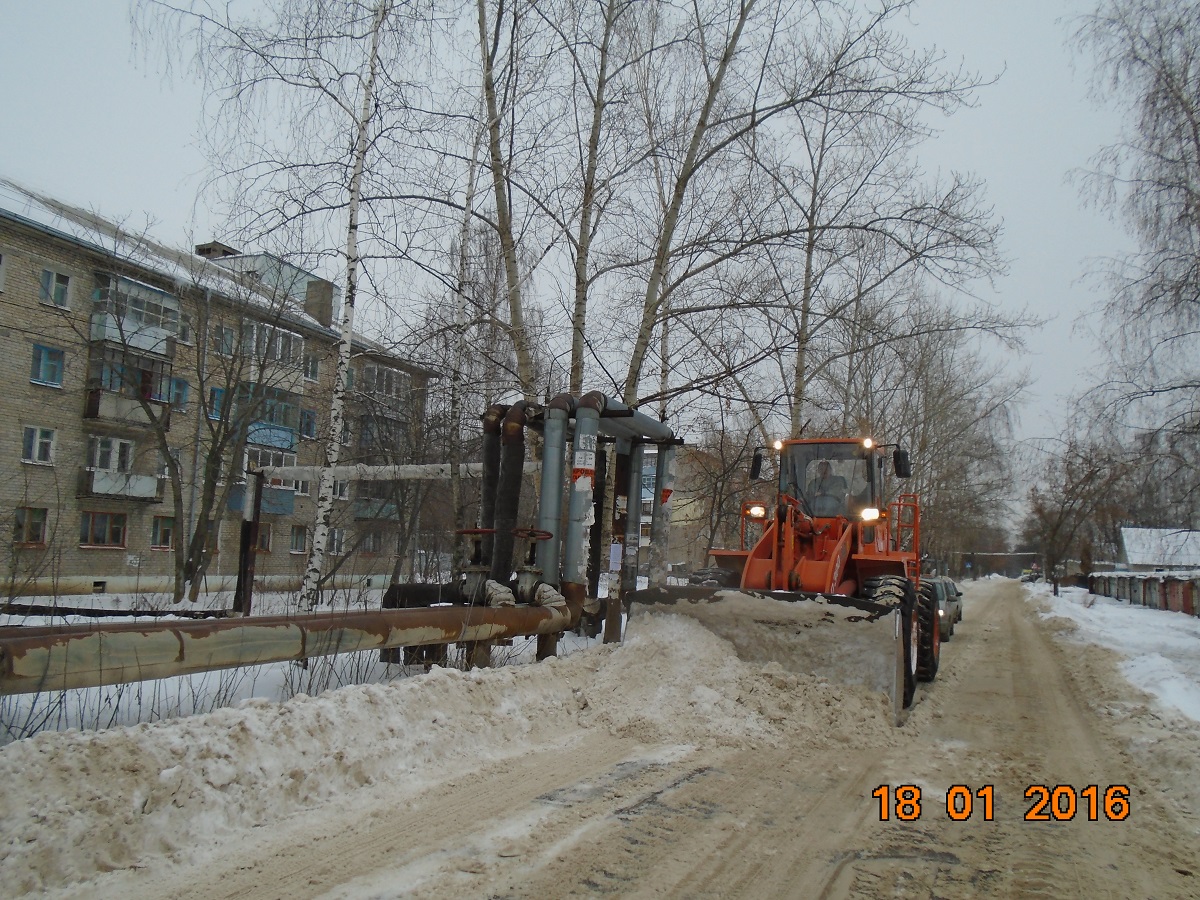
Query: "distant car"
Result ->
[[922, 576, 962, 640]]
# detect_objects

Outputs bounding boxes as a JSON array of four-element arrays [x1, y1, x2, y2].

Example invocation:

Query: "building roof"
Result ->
[[1120, 527, 1200, 569], [0, 177, 436, 377]]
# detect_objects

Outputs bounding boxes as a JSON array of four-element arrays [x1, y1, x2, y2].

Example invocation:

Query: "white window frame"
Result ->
[[244, 447, 297, 488], [87, 436, 135, 474], [333, 480, 349, 500], [39, 268, 70, 308], [290, 524, 307, 554], [30, 344, 65, 387], [255, 524, 272, 553], [157, 448, 181, 480], [329, 527, 346, 555], [303, 352, 319, 381], [21, 426, 55, 465]]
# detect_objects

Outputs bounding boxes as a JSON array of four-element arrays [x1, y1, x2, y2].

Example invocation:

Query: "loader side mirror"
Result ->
[[893, 448, 912, 479], [749, 448, 764, 480]]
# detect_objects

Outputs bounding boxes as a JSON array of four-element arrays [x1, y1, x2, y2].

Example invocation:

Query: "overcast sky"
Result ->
[[0, 0, 1131, 443]]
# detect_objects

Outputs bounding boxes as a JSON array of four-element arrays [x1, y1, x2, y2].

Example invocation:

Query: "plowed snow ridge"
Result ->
[[0, 615, 894, 893]]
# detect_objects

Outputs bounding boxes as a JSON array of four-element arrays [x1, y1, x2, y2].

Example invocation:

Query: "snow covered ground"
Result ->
[[1027, 581, 1200, 723], [3, 578, 1200, 896]]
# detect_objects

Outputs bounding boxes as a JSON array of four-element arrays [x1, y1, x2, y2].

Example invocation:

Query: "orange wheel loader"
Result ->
[[626, 437, 938, 725]]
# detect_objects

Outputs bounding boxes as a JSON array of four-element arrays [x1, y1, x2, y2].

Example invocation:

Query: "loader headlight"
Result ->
[[862, 437, 874, 449], [747, 504, 767, 519], [772, 439, 783, 451], [860, 507, 881, 522]]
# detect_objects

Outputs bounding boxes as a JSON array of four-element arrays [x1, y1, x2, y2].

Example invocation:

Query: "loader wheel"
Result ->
[[916, 582, 940, 682], [863, 576, 917, 709]]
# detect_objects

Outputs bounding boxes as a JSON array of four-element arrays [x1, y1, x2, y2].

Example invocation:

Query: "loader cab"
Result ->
[[778, 439, 886, 519]]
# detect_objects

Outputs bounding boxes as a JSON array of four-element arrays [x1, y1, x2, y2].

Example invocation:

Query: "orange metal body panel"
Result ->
[[736, 437, 920, 597]]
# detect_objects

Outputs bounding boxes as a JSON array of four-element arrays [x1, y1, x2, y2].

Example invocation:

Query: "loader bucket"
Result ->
[[625, 586, 907, 726]]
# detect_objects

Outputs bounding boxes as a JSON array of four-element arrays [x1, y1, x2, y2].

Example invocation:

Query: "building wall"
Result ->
[[1, 210, 426, 599]]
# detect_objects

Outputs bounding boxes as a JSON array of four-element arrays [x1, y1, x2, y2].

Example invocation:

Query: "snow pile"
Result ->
[[1028, 583, 1200, 723], [0, 614, 894, 892]]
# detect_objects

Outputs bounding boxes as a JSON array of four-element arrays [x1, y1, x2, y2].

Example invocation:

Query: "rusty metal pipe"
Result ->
[[491, 401, 528, 582], [479, 403, 509, 566], [0, 596, 583, 697]]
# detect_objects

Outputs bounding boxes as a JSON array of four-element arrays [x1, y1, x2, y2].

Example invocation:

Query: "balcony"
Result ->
[[227, 483, 296, 516], [90, 312, 176, 357], [353, 499, 402, 521], [78, 469, 163, 502], [246, 422, 297, 452], [84, 389, 171, 431], [249, 361, 307, 395]]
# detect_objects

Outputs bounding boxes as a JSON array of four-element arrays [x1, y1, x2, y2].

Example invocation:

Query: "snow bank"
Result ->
[[0, 615, 895, 892], [1027, 583, 1200, 723]]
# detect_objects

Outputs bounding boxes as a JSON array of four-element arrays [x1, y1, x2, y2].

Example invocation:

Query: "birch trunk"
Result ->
[[302, 0, 389, 608]]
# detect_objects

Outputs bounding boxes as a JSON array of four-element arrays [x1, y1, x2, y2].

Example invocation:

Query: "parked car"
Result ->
[[922, 576, 962, 640]]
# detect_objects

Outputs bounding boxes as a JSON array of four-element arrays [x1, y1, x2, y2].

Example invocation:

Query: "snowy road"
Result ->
[[9, 579, 1200, 898]]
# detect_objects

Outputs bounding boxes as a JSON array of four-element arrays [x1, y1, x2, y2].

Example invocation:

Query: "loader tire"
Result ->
[[916, 582, 940, 682], [863, 576, 917, 709]]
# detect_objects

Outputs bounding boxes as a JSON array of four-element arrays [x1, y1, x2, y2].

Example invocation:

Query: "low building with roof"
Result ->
[[1119, 527, 1200, 573]]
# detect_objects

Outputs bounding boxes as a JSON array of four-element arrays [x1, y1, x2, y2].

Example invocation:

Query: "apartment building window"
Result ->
[[290, 525, 307, 554], [360, 414, 404, 451], [169, 378, 189, 410], [245, 447, 297, 487], [30, 345, 64, 387], [14, 507, 48, 545], [303, 352, 319, 381], [21, 426, 55, 464], [361, 530, 383, 554], [177, 314, 193, 344], [93, 274, 179, 331], [361, 364, 410, 407], [213, 325, 236, 356], [0, 250, 7, 291], [260, 389, 298, 429], [87, 436, 134, 473], [249, 322, 304, 366], [207, 387, 225, 420], [80, 511, 127, 547], [333, 480, 349, 500], [39, 269, 70, 308], [294, 479, 310, 496], [157, 448, 180, 479], [329, 527, 345, 555], [89, 346, 170, 401], [256, 525, 272, 553], [300, 408, 317, 440], [151, 516, 175, 549]]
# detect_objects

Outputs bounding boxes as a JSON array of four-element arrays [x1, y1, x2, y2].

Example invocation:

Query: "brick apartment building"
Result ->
[[1, 178, 432, 599]]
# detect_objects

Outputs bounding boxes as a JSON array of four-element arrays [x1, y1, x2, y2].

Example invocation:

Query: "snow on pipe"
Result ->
[[536, 393, 574, 585], [490, 401, 528, 583], [0, 601, 584, 697]]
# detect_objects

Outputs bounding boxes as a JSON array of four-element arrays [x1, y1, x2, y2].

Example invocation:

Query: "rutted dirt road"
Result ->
[[44, 579, 1200, 898]]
